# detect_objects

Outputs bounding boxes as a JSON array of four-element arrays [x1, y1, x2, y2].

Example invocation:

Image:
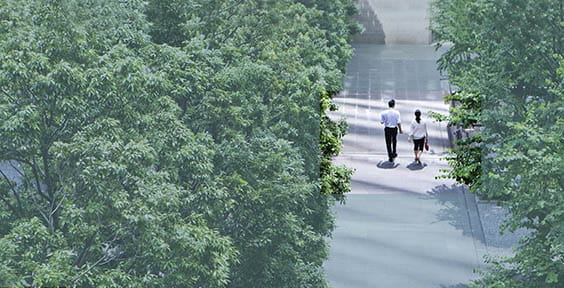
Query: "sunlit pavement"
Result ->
[[324, 45, 515, 288]]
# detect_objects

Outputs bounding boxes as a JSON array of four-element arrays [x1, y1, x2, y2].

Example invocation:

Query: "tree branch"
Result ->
[[29, 194, 51, 227], [30, 158, 51, 202], [50, 194, 65, 218], [0, 193, 17, 215], [74, 234, 95, 267], [8, 160, 25, 178], [0, 168, 23, 212], [71, 254, 108, 283], [72, 237, 119, 284], [50, 117, 69, 141], [0, 88, 17, 102]]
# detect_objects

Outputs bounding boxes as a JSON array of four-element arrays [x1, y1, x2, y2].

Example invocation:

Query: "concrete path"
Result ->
[[324, 45, 488, 288], [352, 0, 434, 45]]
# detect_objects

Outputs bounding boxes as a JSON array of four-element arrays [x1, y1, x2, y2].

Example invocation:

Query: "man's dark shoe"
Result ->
[[392, 153, 398, 159], [389, 158, 394, 162]]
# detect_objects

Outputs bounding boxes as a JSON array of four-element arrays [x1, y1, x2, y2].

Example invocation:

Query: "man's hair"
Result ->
[[388, 99, 395, 107]]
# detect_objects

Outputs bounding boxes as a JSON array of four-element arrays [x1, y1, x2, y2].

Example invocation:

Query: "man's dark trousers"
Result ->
[[384, 127, 398, 160]]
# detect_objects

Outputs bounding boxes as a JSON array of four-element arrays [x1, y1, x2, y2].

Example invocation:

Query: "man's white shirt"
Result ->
[[380, 108, 401, 128]]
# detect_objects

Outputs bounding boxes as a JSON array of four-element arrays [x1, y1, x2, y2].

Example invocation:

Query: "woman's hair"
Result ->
[[415, 110, 421, 124]]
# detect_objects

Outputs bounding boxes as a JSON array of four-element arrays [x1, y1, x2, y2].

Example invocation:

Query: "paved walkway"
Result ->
[[325, 45, 489, 288]]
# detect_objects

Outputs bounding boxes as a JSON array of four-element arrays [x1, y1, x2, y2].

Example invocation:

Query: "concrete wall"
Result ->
[[353, 0, 433, 45]]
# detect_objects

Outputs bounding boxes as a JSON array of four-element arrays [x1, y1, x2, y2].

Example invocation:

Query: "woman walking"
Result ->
[[408, 109, 428, 165]]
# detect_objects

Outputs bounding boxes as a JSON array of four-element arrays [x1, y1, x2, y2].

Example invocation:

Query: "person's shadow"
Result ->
[[406, 161, 427, 171], [376, 161, 399, 169]]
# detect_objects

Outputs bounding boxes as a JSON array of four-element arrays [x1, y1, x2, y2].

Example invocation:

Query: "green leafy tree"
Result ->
[[1, 0, 357, 287], [0, 0, 236, 286], [432, 0, 563, 286], [145, 0, 357, 286]]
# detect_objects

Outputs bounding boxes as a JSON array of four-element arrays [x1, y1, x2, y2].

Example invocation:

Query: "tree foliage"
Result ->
[[145, 1, 357, 286], [432, 0, 563, 286], [0, 0, 357, 286]]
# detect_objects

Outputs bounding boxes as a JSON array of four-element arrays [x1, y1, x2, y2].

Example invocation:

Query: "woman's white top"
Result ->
[[409, 119, 428, 140]]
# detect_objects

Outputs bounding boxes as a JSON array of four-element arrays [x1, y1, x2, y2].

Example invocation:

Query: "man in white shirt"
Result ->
[[380, 99, 403, 162]]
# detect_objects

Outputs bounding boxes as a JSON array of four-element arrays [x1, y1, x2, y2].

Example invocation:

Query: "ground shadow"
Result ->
[[426, 184, 528, 249], [376, 160, 399, 169], [476, 202, 532, 249], [406, 161, 427, 170], [426, 184, 486, 244], [352, 0, 386, 44]]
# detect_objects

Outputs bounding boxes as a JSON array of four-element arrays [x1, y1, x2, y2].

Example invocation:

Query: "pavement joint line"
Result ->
[[469, 185, 490, 255], [461, 184, 486, 262]]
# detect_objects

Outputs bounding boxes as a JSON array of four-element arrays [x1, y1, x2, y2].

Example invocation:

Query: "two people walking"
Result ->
[[380, 99, 428, 164]]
